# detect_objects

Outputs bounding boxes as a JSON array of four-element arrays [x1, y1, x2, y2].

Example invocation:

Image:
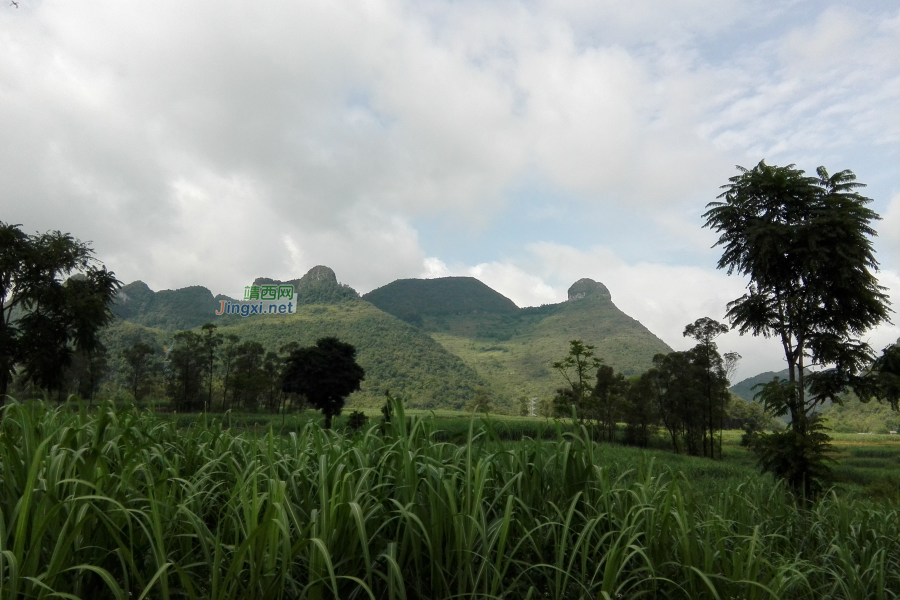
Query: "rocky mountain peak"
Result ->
[[567, 278, 611, 302], [300, 265, 338, 284]]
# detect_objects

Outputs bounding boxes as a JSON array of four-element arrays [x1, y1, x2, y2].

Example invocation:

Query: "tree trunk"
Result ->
[[207, 361, 214, 413], [782, 334, 804, 435], [707, 347, 715, 459], [796, 348, 806, 435], [0, 372, 7, 413]]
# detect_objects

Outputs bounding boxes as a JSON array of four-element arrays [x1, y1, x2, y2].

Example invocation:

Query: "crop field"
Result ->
[[180, 409, 900, 496], [2, 401, 900, 599]]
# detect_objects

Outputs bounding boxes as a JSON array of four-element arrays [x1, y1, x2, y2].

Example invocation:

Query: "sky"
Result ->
[[2, 0, 899, 380]]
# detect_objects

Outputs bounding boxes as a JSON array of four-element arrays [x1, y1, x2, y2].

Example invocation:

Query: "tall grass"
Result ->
[[1, 399, 898, 599]]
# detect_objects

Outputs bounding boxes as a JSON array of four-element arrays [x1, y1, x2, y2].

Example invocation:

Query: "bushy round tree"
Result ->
[[281, 337, 365, 429]]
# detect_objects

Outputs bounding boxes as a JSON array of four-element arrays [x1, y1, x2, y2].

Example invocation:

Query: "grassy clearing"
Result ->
[[2, 400, 900, 599]]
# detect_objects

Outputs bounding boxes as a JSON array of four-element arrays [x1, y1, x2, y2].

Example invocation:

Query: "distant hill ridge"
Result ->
[[364, 275, 672, 400], [113, 266, 358, 331], [110, 267, 674, 408], [109, 267, 487, 409], [253, 265, 359, 306], [362, 276, 518, 326], [113, 281, 219, 331]]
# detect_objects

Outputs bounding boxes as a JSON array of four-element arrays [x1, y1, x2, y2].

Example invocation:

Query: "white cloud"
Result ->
[[421, 258, 559, 305], [882, 194, 900, 259]]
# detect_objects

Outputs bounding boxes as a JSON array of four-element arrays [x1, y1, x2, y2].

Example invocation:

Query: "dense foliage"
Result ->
[[704, 161, 892, 494], [428, 294, 673, 405], [216, 302, 486, 409], [101, 269, 673, 410], [82, 301, 488, 410], [0, 222, 121, 403], [282, 337, 365, 429], [2, 400, 899, 600], [552, 328, 743, 458], [704, 161, 890, 423]]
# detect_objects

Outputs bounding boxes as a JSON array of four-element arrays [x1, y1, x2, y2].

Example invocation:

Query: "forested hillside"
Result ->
[[106, 267, 680, 409], [106, 268, 487, 409], [363, 276, 518, 326], [113, 281, 219, 331], [215, 301, 485, 409], [253, 265, 359, 306], [366, 276, 672, 402], [729, 369, 790, 402]]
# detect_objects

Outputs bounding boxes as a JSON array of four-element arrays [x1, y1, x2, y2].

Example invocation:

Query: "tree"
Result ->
[[123, 342, 156, 401], [261, 351, 284, 413], [231, 340, 266, 410], [650, 351, 707, 455], [281, 337, 365, 429], [623, 373, 659, 447], [591, 365, 628, 442], [552, 340, 603, 421], [518, 396, 530, 417], [65, 345, 108, 402], [220, 334, 240, 411], [723, 395, 776, 435], [277, 342, 305, 417], [466, 386, 492, 414], [704, 161, 891, 492], [0, 222, 121, 405], [166, 330, 204, 410], [683, 317, 731, 458], [199, 323, 222, 412], [703, 162, 891, 429], [869, 342, 900, 410], [347, 410, 367, 431]]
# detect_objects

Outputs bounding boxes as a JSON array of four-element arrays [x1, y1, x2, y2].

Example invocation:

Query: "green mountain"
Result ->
[[252, 265, 359, 305], [362, 276, 518, 326], [729, 368, 821, 403], [108, 267, 486, 409], [214, 301, 484, 409], [729, 370, 789, 402], [113, 265, 363, 332], [108, 268, 677, 410], [113, 281, 219, 331], [364, 276, 672, 402], [729, 368, 828, 424]]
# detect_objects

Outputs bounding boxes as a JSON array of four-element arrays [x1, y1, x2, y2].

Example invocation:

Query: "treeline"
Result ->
[[122, 322, 305, 413], [7, 308, 488, 411], [546, 318, 772, 458]]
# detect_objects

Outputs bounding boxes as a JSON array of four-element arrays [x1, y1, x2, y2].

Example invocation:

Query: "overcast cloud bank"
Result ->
[[2, 0, 898, 379]]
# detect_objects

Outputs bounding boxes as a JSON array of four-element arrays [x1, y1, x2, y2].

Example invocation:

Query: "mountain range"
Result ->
[[107, 266, 673, 410]]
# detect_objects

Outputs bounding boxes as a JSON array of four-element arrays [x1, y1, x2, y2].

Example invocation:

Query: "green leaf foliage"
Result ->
[[281, 337, 365, 429], [0, 222, 121, 401]]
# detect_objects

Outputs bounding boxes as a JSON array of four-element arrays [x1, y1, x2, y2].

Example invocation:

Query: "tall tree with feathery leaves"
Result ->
[[703, 161, 891, 493]]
